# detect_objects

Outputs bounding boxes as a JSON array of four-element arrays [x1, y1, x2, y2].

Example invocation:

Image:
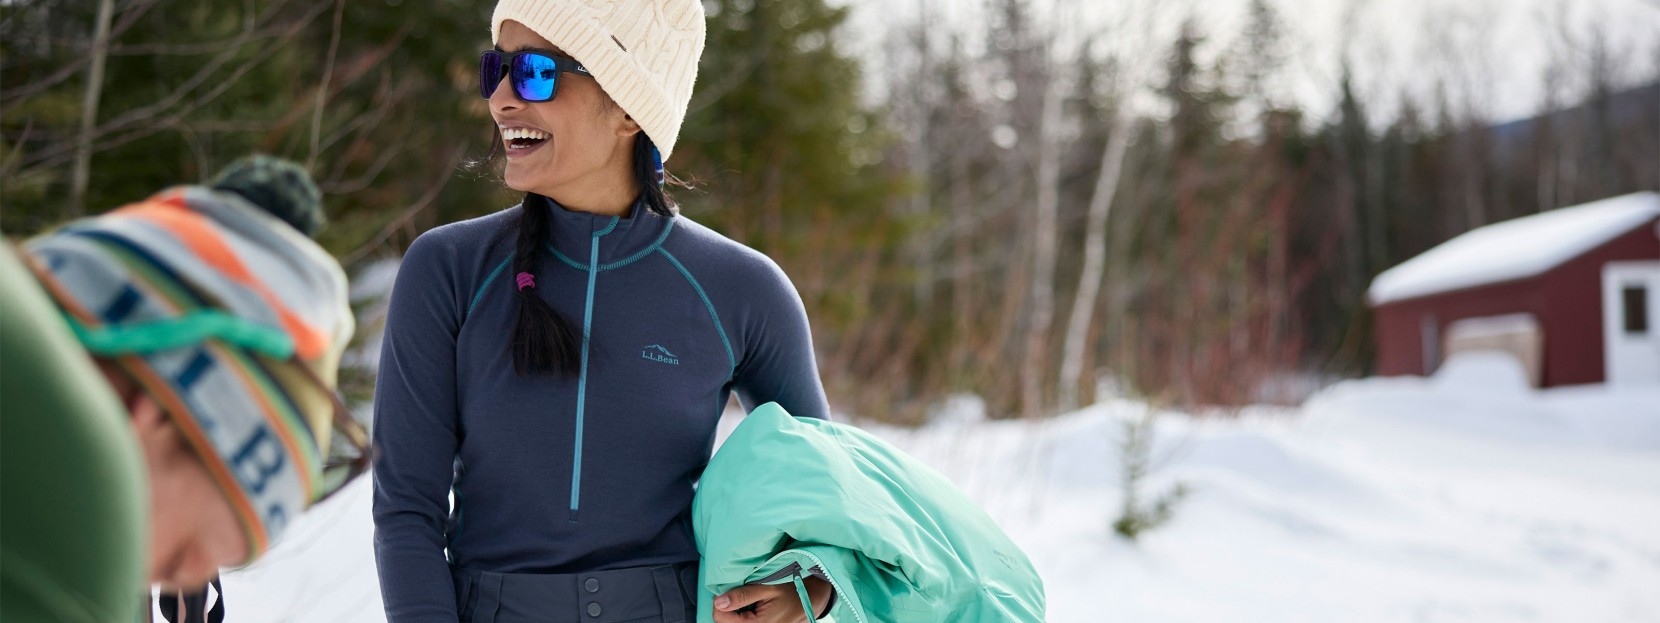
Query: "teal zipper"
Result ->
[[569, 216, 619, 522], [750, 549, 864, 623]]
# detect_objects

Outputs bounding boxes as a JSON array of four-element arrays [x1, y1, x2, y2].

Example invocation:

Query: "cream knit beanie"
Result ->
[[492, 0, 705, 162]]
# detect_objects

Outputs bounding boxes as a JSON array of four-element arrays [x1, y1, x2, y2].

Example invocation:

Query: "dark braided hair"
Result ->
[[509, 133, 678, 376]]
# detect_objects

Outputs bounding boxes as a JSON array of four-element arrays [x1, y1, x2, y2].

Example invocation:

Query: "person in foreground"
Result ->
[[0, 156, 365, 622], [370, 1, 834, 621]]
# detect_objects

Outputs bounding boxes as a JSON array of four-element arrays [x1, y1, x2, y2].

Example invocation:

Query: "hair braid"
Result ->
[[509, 196, 582, 376]]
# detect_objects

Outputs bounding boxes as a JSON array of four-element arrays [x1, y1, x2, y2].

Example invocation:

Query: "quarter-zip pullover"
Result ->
[[371, 195, 831, 622]]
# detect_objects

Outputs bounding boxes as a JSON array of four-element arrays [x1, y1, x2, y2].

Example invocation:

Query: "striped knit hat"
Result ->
[[21, 176, 355, 563], [491, 0, 706, 161]]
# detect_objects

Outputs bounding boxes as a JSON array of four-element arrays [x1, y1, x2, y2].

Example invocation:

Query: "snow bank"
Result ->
[[1309, 361, 1660, 452], [207, 376, 1660, 623], [1431, 350, 1533, 393]]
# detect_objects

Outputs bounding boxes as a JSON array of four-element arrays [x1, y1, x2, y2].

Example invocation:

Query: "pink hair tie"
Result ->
[[516, 272, 536, 291]]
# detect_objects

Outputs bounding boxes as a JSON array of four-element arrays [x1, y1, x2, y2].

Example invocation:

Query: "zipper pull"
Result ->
[[789, 570, 815, 620]]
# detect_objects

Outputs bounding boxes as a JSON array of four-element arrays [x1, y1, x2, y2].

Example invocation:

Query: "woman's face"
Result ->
[[491, 20, 638, 205], [130, 395, 251, 590]]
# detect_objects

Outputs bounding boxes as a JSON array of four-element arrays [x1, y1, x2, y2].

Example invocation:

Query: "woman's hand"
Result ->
[[712, 576, 831, 622]]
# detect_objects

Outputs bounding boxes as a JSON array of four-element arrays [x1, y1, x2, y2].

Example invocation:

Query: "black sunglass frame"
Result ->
[[479, 49, 592, 102]]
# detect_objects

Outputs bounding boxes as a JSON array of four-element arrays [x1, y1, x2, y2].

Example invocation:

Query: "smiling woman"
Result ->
[[486, 26, 642, 219], [369, 2, 835, 623]]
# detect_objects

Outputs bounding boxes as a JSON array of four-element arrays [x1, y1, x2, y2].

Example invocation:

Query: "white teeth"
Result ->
[[500, 127, 550, 142]]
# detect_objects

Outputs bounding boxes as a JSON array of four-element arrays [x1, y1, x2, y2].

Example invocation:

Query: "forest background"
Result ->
[[4, 0, 1657, 422]]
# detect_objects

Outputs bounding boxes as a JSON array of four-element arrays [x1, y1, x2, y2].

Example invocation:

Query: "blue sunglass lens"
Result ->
[[512, 53, 558, 102]]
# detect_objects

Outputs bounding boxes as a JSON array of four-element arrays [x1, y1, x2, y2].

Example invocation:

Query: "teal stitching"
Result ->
[[594, 216, 620, 237], [467, 257, 514, 318], [544, 217, 676, 272], [599, 218, 675, 270], [659, 248, 736, 373], [547, 247, 587, 271]]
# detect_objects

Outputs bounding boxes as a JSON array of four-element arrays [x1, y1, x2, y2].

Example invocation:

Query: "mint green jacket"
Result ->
[[692, 403, 1046, 623]]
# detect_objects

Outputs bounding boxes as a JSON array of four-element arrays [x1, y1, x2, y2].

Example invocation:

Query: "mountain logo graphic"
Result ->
[[641, 344, 680, 365]]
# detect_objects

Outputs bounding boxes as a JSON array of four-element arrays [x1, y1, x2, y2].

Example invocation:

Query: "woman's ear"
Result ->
[[616, 113, 642, 138]]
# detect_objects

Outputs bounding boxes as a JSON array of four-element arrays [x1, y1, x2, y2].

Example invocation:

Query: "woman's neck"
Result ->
[[547, 191, 632, 217], [542, 162, 636, 217]]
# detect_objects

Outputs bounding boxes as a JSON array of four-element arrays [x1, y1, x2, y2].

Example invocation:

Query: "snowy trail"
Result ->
[[200, 363, 1660, 622]]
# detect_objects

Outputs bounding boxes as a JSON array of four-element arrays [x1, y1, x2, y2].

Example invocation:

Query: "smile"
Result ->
[[500, 125, 550, 155]]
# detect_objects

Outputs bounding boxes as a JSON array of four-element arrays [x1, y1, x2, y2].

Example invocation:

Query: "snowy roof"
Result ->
[[1368, 192, 1660, 306]]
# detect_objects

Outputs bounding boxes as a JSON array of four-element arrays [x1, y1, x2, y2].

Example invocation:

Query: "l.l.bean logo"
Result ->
[[641, 344, 680, 366]]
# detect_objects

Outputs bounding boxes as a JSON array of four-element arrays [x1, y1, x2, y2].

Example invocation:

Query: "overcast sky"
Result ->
[[838, 0, 1660, 125]]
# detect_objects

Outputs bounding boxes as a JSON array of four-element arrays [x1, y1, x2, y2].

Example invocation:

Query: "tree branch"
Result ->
[[308, 0, 347, 169], [0, 0, 163, 109], [339, 146, 465, 266], [13, 0, 330, 175]]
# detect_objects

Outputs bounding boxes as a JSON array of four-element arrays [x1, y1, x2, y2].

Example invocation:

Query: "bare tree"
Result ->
[[308, 0, 348, 169], [1058, 1, 1158, 412], [1058, 106, 1133, 412], [1021, 53, 1063, 418], [68, 0, 116, 217]]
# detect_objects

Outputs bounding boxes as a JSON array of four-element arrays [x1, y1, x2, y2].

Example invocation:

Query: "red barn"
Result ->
[[1368, 192, 1660, 388]]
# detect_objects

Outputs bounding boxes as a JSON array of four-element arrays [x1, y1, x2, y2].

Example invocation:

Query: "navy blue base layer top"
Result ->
[[371, 194, 831, 622]]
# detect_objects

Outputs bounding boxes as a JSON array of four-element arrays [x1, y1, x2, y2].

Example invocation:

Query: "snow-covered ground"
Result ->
[[196, 350, 1660, 623], [940, 357, 1660, 622], [203, 259, 1660, 623]]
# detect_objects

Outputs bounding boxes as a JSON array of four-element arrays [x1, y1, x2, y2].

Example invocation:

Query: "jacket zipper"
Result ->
[[750, 551, 865, 623], [752, 561, 806, 585], [569, 217, 618, 522]]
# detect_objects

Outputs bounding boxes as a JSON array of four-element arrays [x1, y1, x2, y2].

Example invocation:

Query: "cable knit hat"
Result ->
[[491, 0, 706, 161], [21, 160, 357, 563]]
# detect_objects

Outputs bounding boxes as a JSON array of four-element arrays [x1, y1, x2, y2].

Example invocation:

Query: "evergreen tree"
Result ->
[[676, 0, 907, 417], [1, 0, 504, 259]]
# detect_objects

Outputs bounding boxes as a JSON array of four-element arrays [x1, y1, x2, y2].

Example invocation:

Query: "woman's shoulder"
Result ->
[[410, 207, 518, 256], [665, 213, 786, 279], [663, 213, 800, 306], [393, 208, 520, 303]]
